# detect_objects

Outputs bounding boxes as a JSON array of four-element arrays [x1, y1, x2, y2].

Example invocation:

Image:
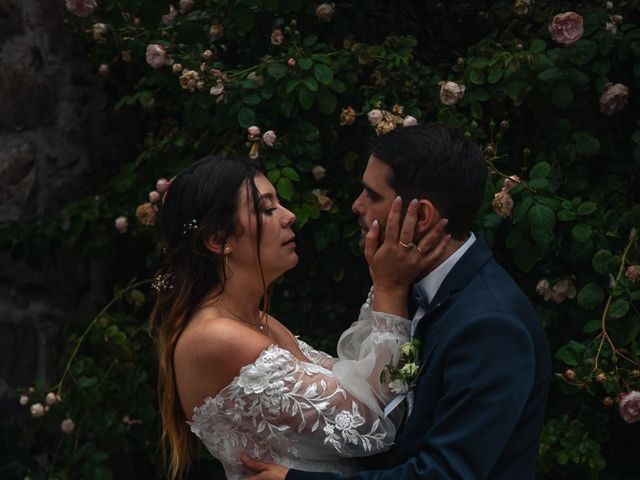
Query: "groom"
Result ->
[[244, 123, 551, 479]]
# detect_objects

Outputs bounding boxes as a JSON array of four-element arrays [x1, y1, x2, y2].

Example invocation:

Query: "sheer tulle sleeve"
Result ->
[[332, 288, 411, 407]]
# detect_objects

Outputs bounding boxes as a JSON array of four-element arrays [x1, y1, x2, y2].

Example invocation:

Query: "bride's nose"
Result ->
[[281, 206, 296, 226]]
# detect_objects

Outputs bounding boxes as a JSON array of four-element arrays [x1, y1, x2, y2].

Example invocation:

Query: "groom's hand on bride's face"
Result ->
[[242, 454, 289, 480]]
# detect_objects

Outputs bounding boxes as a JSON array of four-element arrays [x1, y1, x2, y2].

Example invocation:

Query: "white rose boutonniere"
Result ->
[[380, 339, 422, 393]]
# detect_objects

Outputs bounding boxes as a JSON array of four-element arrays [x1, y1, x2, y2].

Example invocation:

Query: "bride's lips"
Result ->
[[282, 235, 296, 247]]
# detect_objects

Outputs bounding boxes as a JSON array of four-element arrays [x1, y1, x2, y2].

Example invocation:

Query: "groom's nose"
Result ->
[[352, 191, 365, 216]]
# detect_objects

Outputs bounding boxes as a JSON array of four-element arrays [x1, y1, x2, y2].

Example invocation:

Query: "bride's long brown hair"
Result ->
[[149, 156, 265, 479]]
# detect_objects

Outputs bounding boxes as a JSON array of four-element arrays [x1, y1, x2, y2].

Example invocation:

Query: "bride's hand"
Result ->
[[365, 196, 450, 295]]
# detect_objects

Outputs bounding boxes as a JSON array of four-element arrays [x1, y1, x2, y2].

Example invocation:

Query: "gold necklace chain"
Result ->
[[220, 301, 269, 334]]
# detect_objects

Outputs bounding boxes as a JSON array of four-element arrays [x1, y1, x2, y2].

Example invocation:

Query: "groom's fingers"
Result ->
[[398, 199, 419, 246], [363, 219, 380, 264], [384, 196, 403, 244]]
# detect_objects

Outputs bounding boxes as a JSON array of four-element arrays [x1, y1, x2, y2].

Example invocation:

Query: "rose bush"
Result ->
[[1, 0, 639, 478]]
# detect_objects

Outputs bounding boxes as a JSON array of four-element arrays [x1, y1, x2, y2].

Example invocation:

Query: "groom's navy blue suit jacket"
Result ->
[[287, 238, 551, 480]]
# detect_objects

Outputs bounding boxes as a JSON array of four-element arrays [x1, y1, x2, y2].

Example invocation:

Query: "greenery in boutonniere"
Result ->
[[380, 339, 422, 394]]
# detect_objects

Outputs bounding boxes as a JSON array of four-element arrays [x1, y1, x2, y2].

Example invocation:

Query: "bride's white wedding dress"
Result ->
[[189, 293, 410, 479]]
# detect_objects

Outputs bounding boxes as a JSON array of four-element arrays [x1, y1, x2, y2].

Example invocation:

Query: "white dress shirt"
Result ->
[[410, 232, 477, 337]]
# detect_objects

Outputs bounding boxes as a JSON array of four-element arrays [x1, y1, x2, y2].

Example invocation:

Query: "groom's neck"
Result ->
[[416, 233, 469, 281]]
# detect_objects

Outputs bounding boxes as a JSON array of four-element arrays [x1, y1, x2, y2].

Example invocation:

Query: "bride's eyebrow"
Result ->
[[258, 192, 278, 203]]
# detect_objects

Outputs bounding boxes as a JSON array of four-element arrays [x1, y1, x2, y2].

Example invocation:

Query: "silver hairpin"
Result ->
[[182, 219, 198, 235], [152, 273, 174, 292]]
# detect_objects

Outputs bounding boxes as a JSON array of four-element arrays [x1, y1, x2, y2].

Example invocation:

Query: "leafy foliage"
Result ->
[[2, 0, 640, 478]]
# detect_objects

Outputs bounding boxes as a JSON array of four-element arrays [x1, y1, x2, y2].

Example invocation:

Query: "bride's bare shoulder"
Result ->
[[175, 312, 273, 372]]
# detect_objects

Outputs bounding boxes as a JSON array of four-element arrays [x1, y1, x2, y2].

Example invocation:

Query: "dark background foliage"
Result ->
[[1, 0, 639, 478]]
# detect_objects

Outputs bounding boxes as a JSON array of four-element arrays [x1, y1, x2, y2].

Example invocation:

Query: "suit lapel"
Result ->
[[413, 238, 494, 369]]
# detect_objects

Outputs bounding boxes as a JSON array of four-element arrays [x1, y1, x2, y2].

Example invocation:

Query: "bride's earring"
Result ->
[[223, 244, 230, 277]]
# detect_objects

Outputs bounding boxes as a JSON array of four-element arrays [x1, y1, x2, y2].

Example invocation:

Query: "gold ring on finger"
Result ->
[[399, 240, 415, 249]]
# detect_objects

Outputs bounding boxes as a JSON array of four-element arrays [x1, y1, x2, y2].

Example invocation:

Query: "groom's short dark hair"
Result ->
[[370, 123, 487, 240]]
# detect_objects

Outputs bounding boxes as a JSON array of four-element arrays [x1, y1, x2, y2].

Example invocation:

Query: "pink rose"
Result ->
[[536, 279, 551, 297], [262, 130, 277, 147], [311, 165, 326, 181], [599, 83, 629, 116], [315, 3, 336, 22], [210, 23, 224, 40], [248, 126, 261, 137], [270, 29, 284, 46], [439, 81, 466, 106], [149, 191, 161, 204], [503, 175, 521, 193], [402, 115, 418, 127], [367, 109, 383, 126], [179, 0, 194, 13], [97, 64, 109, 76], [161, 5, 177, 26], [156, 178, 170, 194], [114, 216, 129, 233], [549, 12, 584, 46], [492, 191, 514, 218], [619, 391, 640, 423], [65, 0, 97, 17], [92, 23, 107, 42], [287, 58, 296, 67], [145, 44, 167, 69], [626, 265, 640, 283]]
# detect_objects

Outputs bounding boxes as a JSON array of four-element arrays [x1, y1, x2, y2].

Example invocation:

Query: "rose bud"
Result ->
[[247, 126, 261, 136], [114, 216, 129, 234], [311, 165, 327, 181], [45, 392, 57, 406], [367, 109, 383, 126], [287, 58, 296, 67], [61, 418, 76, 434], [172, 63, 183, 74], [98, 64, 110, 76], [596, 373, 607, 383], [564, 369, 576, 380], [156, 178, 170, 193], [603, 396, 614, 406], [149, 191, 161, 204], [30, 403, 45, 418], [262, 130, 277, 147], [270, 29, 284, 46], [402, 115, 418, 127], [19, 394, 29, 406]]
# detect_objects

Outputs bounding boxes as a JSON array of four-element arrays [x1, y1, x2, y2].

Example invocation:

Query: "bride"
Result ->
[[149, 156, 446, 479]]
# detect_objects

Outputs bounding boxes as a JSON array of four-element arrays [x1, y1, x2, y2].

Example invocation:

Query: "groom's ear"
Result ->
[[415, 199, 441, 232]]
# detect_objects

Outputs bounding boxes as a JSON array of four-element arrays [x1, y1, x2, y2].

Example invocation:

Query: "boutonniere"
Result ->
[[380, 338, 422, 394]]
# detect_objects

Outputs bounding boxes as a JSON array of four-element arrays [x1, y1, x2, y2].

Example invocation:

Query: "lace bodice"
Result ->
[[188, 296, 410, 479]]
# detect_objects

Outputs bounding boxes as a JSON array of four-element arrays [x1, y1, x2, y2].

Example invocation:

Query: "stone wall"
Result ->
[[0, 0, 137, 413]]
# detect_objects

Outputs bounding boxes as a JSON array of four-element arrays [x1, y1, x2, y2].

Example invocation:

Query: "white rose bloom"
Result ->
[[389, 379, 409, 394], [61, 418, 76, 434], [30, 403, 45, 418]]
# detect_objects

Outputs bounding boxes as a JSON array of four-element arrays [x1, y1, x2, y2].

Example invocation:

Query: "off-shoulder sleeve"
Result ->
[[190, 345, 397, 465]]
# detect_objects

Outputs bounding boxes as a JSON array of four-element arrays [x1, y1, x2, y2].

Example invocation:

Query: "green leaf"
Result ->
[[530, 161, 551, 178], [242, 92, 261, 105], [298, 57, 313, 70], [568, 39, 598, 65], [267, 63, 287, 80], [551, 82, 573, 109], [557, 210, 576, 221], [298, 87, 314, 110], [571, 224, 593, 243], [528, 204, 556, 232], [469, 69, 485, 85], [302, 77, 318, 92], [314, 63, 334, 84], [487, 63, 504, 84], [583, 319, 601, 334], [285, 79, 302, 94], [592, 250, 614, 273], [276, 177, 294, 200], [555, 340, 586, 366], [237, 107, 256, 128], [577, 201, 597, 215], [470, 101, 483, 119], [530, 39, 547, 53], [577, 283, 605, 309], [528, 177, 549, 190], [317, 89, 337, 114], [538, 68, 565, 82], [608, 299, 630, 319], [267, 169, 281, 184], [303, 34, 318, 47], [281, 166, 300, 182], [573, 132, 600, 156], [329, 79, 347, 93], [512, 195, 533, 223]]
